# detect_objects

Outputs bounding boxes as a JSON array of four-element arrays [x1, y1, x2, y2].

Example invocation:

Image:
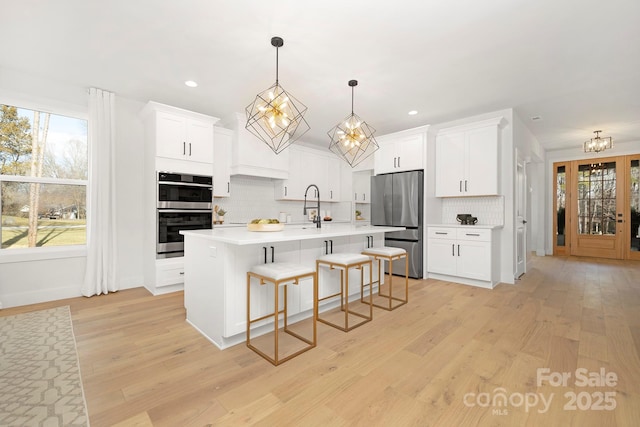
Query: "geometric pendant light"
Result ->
[[583, 130, 613, 153], [327, 79, 379, 168], [245, 36, 310, 154]]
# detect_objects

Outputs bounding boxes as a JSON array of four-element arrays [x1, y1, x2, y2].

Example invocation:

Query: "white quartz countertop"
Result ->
[[180, 224, 404, 245], [427, 224, 503, 230]]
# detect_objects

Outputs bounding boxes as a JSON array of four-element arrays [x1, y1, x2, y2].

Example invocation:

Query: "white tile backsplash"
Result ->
[[214, 175, 351, 224], [441, 196, 504, 225]]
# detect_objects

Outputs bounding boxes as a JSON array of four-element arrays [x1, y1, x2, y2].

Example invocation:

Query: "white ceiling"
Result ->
[[2, 0, 639, 152]]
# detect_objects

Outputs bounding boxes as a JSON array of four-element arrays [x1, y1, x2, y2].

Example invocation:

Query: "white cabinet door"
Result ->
[[395, 133, 425, 172], [154, 111, 214, 164], [465, 126, 498, 196], [324, 157, 342, 202], [456, 240, 491, 280], [427, 238, 457, 276], [435, 132, 466, 197], [374, 139, 397, 174], [435, 117, 502, 197], [213, 127, 232, 197], [156, 112, 187, 160], [374, 129, 427, 174], [353, 170, 371, 203], [274, 147, 304, 200], [186, 118, 214, 163]]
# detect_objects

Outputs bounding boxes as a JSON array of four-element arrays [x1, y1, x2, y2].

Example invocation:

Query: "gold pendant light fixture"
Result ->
[[245, 36, 310, 154], [584, 130, 613, 153], [328, 80, 379, 167]]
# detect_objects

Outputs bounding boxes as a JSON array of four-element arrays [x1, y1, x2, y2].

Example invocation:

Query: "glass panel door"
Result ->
[[628, 156, 640, 259], [553, 163, 569, 255], [570, 156, 624, 259]]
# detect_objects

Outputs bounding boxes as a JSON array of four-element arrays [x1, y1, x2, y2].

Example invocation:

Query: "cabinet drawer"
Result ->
[[456, 228, 491, 242], [156, 261, 185, 287], [427, 227, 457, 239]]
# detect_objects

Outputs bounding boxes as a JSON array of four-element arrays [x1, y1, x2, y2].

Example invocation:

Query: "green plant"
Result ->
[[355, 210, 361, 217]]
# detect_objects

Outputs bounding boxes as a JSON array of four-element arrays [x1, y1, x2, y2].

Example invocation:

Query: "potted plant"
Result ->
[[355, 210, 363, 220], [214, 205, 227, 223]]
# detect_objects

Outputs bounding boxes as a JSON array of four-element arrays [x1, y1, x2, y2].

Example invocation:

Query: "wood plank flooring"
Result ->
[[2, 255, 639, 426]]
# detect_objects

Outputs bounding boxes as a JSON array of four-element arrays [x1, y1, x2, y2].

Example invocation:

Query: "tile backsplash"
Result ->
[[214, 175, 351, 224], [441, 196, 504, 225]]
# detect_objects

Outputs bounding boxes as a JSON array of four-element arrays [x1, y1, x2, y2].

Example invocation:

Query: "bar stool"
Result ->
[[316, 253, 373, 332], [361, 247, 409, 311], [246, 262, 317, 366]]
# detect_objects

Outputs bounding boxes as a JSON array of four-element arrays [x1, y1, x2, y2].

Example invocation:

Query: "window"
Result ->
[[577, 161, 616, 235], [0, 103, 88, 250]]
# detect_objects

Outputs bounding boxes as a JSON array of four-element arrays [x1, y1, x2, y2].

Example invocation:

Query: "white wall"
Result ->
[[0, 69, 146, 307]]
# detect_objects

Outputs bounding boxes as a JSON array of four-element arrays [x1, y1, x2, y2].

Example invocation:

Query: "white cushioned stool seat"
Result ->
[[249, 262, 315, 282], [317, 253, 370, 265], [361, 247, 406, 257]]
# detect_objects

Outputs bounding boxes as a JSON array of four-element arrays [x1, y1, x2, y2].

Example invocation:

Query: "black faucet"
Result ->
[[303, 184, 321, 228]]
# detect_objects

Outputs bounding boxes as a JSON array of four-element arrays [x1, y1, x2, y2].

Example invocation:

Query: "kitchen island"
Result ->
[[180, 224, 404, 349]]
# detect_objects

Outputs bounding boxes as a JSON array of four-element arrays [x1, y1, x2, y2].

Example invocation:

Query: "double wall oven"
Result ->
[[157, 172, 212, 258]]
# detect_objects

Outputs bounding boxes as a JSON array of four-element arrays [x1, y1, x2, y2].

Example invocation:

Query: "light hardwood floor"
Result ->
[[2, 255, 640, 426]]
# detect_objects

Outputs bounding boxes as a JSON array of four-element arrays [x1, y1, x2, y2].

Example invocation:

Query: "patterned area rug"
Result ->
[[0, 306, 89, 426]]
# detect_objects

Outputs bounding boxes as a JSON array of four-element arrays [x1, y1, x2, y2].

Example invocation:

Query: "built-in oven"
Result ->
[[156, 172, 212, 258]]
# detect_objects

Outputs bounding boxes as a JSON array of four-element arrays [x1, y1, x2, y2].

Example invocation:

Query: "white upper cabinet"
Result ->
[[141, 101, 218, 176], [274, 145, 343, 202], [435, 117, 504, 197], [213, 127, 233, 197], [374, 126, 428, 175], [224, 112, 289, 180], [353, 170, 372, 204]]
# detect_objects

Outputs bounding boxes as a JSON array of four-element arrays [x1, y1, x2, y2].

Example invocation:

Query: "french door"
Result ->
[[554, 154, 640, 260]]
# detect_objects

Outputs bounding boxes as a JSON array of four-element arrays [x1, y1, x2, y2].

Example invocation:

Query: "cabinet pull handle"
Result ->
[[227, 182, 230, 193], [324, 240, 328, 255], [330, 240, 333, 254], [354, 192, 357, 200], [435, 232, 448, 235], [452, 244, 455, 256], [459, 180, 462, 192], [398, 157, 400, 168], [363, 193, 365, 201], [465, 180, 467, 192], [330, 190, 333, 199], [270, 246, 275, 263], [466, 233, 481, 236], [189, 142, 192, 156], [394, 157, 397, 168], [285, 186, 287, 197], [263, 246, 267, 264], [457, 245, 460, 256], [183, 141, 186, 155], [179, 271, 184, 275]]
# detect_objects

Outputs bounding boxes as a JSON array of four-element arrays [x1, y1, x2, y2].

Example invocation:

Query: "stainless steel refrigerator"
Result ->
[[371, 170, 423, 278]]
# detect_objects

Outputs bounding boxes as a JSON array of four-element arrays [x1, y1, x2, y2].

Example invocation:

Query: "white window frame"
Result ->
[[0, 98, 90, 263]]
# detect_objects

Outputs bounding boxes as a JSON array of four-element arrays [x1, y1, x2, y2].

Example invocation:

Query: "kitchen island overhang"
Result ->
[[180, 224, 405, 349]]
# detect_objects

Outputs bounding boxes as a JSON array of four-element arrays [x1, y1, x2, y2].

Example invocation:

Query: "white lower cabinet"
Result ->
[[155, 258, 185, 288], [427, 226, 498, 288]]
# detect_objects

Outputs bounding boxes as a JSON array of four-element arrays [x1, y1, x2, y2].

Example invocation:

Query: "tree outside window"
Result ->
[[0, 104, 88, 249]]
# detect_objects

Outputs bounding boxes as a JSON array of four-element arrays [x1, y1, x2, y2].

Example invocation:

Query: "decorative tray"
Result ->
[[247, 223, 285, 232]]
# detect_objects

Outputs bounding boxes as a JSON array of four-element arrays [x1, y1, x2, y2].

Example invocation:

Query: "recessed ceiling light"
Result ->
[[185, 80, 198, 88], [408, 110, 418, 116]]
